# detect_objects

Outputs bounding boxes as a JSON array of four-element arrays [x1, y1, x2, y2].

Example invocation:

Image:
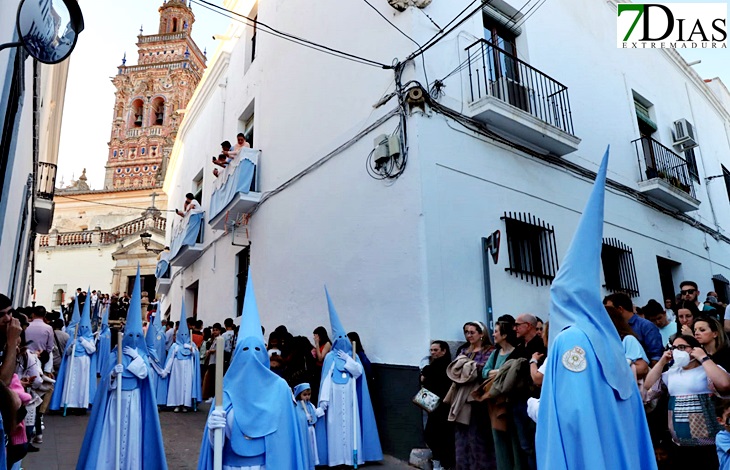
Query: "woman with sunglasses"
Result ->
[[644, 335, 730, 467]]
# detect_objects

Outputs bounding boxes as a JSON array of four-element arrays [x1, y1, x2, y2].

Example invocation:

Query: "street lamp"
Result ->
[[139, 231, 163, 254], [0, 0, 85, 64]]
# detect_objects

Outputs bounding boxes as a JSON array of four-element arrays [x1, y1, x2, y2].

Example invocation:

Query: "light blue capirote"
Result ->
[[77, 266, 167, 470], [536, 147, 657, 470], [145, 310, 169, 405], [170, 299, 202, 403], [66, 295, 82, 336], [50, 288, 98, 410], [96, 303, 111, 375], [197, 269, 307, 469], [318, 287, 383, 466]]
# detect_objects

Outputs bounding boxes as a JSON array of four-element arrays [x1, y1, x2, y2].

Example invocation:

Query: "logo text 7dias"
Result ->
[[617, 3, 727, 48]]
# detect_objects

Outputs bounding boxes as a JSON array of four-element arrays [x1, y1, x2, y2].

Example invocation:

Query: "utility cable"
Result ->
[[193, 0, 391, 69], [358, 0, 430, 88], [55, 193, 176, 212]]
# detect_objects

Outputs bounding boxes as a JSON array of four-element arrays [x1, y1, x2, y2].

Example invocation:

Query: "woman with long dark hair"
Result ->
[[312, 326, 332, 403], [422, 340, 454, 470]]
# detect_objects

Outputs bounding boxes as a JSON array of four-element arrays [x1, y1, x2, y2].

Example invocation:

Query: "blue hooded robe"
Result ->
[[145, 312, 169, 405], [535, 148, 657, 470], [293, 383, 328, 470], [197, 270, 307, 470], [163, 300, 202, 407], [50, 291, 98, 410], [317, 287, 382, 466], [96, 304, 112, 375], [76, 267, 167, 470]]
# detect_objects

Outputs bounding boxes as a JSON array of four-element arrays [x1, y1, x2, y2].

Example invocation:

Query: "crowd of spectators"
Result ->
[[417, 280, 730, 470]]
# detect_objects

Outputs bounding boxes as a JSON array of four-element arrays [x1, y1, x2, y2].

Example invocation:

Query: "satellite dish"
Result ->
[[14, 0, 85, 64]]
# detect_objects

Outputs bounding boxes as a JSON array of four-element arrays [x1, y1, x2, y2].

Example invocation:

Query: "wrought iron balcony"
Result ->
[[464, 39, 579, 156], [169, 211, 205, 267], [37, 162, 57, 200], [632, 136, 700, 212], [35, 162, 57, 234]]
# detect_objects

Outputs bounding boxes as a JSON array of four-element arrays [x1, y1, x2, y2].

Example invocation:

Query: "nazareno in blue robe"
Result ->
[[197, 336, 308, 470], [536, 327, 656, 470], [145, 314, 169, 405], [76, 350, 167, 470], [50, 294, 98, 410], [197, 271, 307, 470]]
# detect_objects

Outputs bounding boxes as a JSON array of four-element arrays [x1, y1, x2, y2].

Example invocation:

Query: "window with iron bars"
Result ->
[[601, 238, 640, 297], [501, 212, 559, 286]]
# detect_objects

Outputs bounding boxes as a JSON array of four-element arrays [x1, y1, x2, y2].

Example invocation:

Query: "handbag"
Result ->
[[412, 387, 441, 413]]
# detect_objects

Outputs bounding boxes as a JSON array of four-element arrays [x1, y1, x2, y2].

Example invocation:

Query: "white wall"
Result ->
[[162, 0, 730, 367]]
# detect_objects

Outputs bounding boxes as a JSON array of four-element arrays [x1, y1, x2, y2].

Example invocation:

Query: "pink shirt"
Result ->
[[25, 318, 55, 354]]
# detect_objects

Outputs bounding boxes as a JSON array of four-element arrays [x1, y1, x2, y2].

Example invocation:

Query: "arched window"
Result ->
[[131, 98, 144, 127], [172, 18, 178, 32], [161, 18, 167, 34], [151, 97, 165, 126]]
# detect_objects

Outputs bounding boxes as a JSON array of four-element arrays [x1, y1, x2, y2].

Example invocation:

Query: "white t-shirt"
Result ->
[[186, 199, 202, 214], [662, 365, 714, 396]]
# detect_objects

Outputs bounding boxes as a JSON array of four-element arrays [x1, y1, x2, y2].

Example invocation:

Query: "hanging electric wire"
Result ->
[[192, 0, 391, 69], [55, 193, 177, 212]]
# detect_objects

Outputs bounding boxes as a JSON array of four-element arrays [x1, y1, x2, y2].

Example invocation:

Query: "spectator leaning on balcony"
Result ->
[[227, 133, 251, 159], [175, 193, 201, 218]]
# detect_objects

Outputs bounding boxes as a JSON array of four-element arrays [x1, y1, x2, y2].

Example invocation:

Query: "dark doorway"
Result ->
[[127, 274, 157, 302], [712, 275, 729, 304], [656, 256, 681, 307], [186, 281, 199, 321]]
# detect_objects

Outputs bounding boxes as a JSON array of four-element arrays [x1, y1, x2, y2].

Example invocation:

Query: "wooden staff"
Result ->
[[352, 341, 358, 469], [116, 332, 123, 470], [213, 336, 225, 470]]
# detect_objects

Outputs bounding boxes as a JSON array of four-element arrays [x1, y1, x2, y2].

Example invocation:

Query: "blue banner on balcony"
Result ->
[[210, 156, 257, 220], [170, 212, 204, 259], [155, 258, 170, 279]]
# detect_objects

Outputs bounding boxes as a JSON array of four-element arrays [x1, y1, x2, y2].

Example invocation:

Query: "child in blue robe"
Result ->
[[293, 383, 327, 470]]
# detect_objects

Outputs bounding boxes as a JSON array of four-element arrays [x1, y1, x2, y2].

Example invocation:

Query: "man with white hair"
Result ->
[[511, 313, 546, 470]]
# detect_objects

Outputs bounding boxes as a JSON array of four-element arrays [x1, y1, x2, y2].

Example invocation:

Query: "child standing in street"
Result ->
[[294, 383, 326, 470]]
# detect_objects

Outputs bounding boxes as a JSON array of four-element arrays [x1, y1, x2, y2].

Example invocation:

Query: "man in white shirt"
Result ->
[[175, 193, 201, 217]]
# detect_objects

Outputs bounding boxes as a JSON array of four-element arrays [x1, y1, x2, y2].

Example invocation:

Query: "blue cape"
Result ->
[[170, 299, 202, 403], [50, 290, 98, 410], [318, 287, 383, 464], [536, 148, 656, 469], [197, 270, 306, 469], [536, 328, 656, 469], [76, 349, 167, 470], [96, 305, 111, 375], [145, 313, 169, 405]]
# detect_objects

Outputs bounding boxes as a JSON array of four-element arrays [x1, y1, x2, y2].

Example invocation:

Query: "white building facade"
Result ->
[[161, 0, 730, 457], [0, 0, 74, 305]]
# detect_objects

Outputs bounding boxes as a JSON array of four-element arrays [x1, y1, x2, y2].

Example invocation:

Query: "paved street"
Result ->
[[23, 402, 411, 469]]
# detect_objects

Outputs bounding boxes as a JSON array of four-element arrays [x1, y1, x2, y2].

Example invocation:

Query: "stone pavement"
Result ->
[[23, 403, 411, 469]]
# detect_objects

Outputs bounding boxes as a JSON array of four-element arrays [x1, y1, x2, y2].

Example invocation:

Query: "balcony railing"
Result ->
[[37, 162, 57, 200], [209, 150, 262, 230], [633, 136, 696, 198], [465, 39, 574, 135]]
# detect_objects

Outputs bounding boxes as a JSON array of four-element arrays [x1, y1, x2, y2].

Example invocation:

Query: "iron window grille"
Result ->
[[601, 238, 640, 297], [501, 212, 559, 286]]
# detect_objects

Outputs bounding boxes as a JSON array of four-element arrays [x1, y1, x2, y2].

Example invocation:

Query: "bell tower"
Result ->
[[104, 0, 206, 190]]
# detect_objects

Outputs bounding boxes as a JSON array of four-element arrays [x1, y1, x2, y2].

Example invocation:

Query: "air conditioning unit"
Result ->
[[491, 77, 532, 113], [672, 118, 698, 151]]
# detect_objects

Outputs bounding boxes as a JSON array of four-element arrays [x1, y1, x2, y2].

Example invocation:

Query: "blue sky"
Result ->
[[56, 1, 730, 190]]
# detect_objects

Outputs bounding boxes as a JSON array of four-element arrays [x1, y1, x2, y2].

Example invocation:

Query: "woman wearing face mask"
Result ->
[[644, 335, 730, 467]]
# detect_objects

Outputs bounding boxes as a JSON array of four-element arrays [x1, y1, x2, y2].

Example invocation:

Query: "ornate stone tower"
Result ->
[[104, 0, 206, 190]]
